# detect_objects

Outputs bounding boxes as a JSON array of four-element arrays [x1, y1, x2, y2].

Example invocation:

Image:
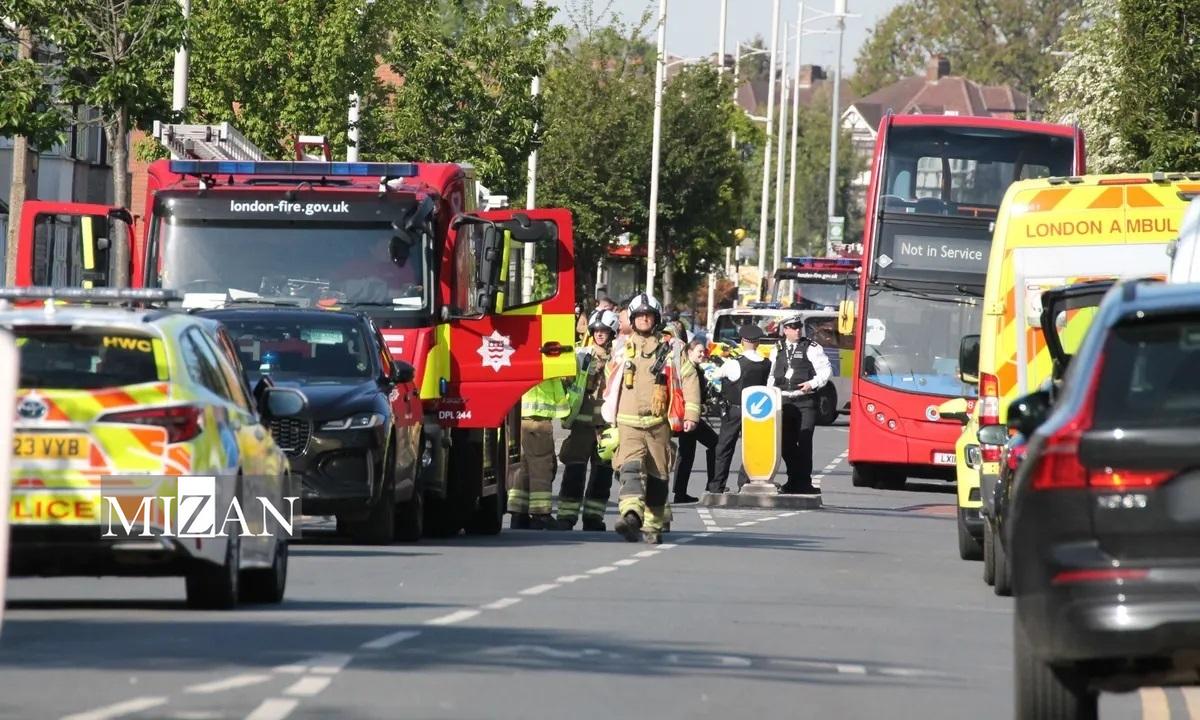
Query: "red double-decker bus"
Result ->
[[847, 114, 1085, 489]]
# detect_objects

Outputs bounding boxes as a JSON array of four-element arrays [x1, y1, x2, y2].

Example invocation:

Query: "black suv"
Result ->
[[1009, 279, 1200, 717], [201, 308, 423, 544]]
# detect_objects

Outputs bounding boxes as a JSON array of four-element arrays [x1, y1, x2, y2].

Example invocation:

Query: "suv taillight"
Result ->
[[98, 405, 203, 444], [1030, 353, 1107, 491]]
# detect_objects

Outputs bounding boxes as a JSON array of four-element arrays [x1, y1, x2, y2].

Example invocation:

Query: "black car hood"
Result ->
[[267, 378, 383, 422]]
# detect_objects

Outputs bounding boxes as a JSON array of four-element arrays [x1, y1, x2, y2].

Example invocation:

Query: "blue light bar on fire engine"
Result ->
[[781, 256, 859, 268], [169, 160, 419, 178]]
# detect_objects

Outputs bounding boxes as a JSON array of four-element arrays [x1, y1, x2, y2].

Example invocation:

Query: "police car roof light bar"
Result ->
[[169, 159, 420, 179], [781, 255, 859, 268], [0, 287, 182, 304]]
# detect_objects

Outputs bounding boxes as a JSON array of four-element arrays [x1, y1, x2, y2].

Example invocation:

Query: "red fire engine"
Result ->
[[14, 123, 577, 537]]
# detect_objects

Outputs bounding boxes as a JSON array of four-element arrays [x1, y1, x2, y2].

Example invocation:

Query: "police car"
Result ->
[[3, 288, 307, 609]]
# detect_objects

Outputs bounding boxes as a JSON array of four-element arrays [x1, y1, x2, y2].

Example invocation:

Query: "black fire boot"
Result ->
[[510, 513, 531, 530], [614, 511, 642, 542]]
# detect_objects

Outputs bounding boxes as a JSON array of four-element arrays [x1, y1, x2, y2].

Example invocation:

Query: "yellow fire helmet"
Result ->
[[597, 426, 620, 463]]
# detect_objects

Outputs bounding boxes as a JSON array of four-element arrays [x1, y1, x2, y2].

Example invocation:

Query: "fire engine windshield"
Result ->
[[154, 213, 429, 313]]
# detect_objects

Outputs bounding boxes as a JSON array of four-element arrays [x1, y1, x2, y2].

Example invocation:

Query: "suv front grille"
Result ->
[[269, 418, 311, 456]]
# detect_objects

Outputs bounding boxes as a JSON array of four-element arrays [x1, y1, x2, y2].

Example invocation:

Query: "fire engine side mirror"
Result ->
[[449, 215, 503, 317]]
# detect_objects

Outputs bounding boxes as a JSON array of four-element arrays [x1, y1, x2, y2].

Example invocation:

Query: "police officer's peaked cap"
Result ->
[[780, 315, 804, 329], [737, 324, 766, 342]]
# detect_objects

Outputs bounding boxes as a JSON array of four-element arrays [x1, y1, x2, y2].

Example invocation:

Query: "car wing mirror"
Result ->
[[1007, 390, 1051, 437], [390, 360, 415, 384], [977, 424, 1009, 446], [958, 333, 980, 384], [936, 397, 971, 425], [261, 387, 308, 420]]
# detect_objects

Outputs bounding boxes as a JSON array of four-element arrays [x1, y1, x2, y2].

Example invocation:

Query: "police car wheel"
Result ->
[[982, 521, 997, 586], [186, 529, 240, 610], [957, 508, 983, 561], [993, 528, 1013, 597], [241, 537, 288, 604]]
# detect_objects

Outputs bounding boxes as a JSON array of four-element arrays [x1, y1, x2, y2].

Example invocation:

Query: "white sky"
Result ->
[[551, 0, 896, 74]]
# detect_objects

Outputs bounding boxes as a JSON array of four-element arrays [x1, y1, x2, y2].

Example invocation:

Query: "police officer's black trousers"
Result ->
[[674, 420, 717, 497], [708, 410, 742, 493], [780, 402, 816, 491]]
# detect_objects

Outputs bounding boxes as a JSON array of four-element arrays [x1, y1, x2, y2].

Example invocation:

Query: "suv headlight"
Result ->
[[320, 413, 384, 431], [966, 444, 982, 468]]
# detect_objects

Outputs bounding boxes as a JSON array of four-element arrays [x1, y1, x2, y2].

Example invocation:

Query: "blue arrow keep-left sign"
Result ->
[[745, 389, 774, 420]]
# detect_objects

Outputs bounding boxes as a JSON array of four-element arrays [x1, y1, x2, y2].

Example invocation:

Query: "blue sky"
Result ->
[[549, 0, 895, 74]]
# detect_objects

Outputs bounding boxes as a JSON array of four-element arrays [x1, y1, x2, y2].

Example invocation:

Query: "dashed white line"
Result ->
[[696, 532, 712, 537], [359, 630, 421, 650], [556, 574, 591, 583], [481, 597, 523, 610], [62, 697, 169, 720], [587, 566, 618, 575], [675, 536, 696, 543], [613, 558, 640, 567], [658, 543, 678, 550], [283, 677, 332, 697], [272, 664, 307, 675], [737, 521, 757, 527], [836, 663, 869, 675], [780, 512, 798, 518], [520, 583, 560, 596], [424, 609, 481, 626], [184, 674, 272, 694], [244, 698, 299, 720], [633, 550, 660, 558], [760, 516, 779, 522], [306, 654, 352, 675]]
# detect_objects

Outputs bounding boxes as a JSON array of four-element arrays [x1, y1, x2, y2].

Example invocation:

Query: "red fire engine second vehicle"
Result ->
[[14, 123, 577, 538]]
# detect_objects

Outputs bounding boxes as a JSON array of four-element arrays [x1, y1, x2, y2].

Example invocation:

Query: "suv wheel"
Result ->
[[394, 486, 424, 542], [994, 527, 1013, 597], [816, 386, 839, 425], [1015, 623, 1096, 720]]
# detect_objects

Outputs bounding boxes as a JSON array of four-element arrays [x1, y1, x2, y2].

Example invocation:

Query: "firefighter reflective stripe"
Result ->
[[507, 488, 529, 513], [420, 323, 452, 400], [521, 379, 569, 419], [557, 499, 581, 518], [529, 491, 553, 515], [615, 413, 666, 429], [583, 498, 607, 518]]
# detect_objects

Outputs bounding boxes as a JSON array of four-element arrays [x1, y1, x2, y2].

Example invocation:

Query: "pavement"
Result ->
[[0, 421, 1189, 719]]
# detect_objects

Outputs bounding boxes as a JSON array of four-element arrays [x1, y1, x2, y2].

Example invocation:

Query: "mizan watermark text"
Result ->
[[101, 476, 298, 539]]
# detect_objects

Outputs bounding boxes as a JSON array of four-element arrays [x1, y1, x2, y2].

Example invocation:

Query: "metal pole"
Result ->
[[171, 0, 190, 112], [772, 23, 790, 275], [825, 0, 846, 256], [717, 0, 727, 74], [346, 95, 360, 162], [707, 271, 716, 329], [524, 76, 540, 303], [786, 2, 804, 259], [757, 0, 782, 288], [646, 0, 668, 297]]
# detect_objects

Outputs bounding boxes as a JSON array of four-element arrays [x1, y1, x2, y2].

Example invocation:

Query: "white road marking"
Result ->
[[520, 583, 560, 595], [675, 536, 696, 543], [556, 574, 591, 583], [307, 653, 352, 675], [244, 698, 299, 720], [359, 630, 421, 650], [836, 664, 868, 675], [1180, 687, 1200, 718], [737, 521, 757, 527], [587, 566, 618, 575], [760, 516, 779, 522], [184, 674, 272, 694], [633, 550, 660, 558], [272, 664, 307, 675], [696, 532, 712, 537], [425, 609, 481, 626], [613, 558, 640, 566], [1139, 688, 1171, 720], [481, 597, 523, 610], [62, 697, 169, 720], [658, 543, 678, 550], [283, 677, 332, 697], [780, 512, 798, 518]]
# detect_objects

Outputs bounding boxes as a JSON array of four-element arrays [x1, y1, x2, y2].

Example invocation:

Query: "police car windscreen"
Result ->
[[16, 329, 163, 390]]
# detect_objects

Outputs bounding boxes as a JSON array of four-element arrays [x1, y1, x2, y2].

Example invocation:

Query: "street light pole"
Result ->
[[772, 22, 790, 275], [825, 0, 847, 256], [171, 0, 190, 112], [786, 2, 804, 260], [757, 0, 782, 290], [646, 0, 668, 297], [717, 0, 727, 74]]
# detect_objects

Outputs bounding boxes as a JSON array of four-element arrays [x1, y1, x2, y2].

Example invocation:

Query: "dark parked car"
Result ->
[[1009, 279, 1200, 718], [201, 308, 423, 544]]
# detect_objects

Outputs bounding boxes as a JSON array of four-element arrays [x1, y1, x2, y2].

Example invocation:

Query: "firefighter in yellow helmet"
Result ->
[[601, 293, 700, 544], [509, 376, 570, 530], [554, 309, 620, 531]]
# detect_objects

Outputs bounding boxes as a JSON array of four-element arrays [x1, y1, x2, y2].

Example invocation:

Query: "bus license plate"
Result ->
[[933, 452, 956, 466], [12, 434, 90, 460]]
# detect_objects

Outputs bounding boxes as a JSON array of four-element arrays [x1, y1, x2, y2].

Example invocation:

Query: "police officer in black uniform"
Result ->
[[769, 315, 832, 494], [706, 324, 772, 494]]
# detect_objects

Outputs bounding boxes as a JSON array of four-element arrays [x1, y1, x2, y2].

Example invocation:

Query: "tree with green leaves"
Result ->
[[538, 20, 655, 296], [369, 0, 564, 196], [0, 9, 63, 147], [18, 0, 185, 284], [187, 0, 407, 159], [852, 0, 1080, 106]]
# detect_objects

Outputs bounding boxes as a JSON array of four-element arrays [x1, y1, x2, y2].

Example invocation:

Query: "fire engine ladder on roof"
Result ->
[[151, 121, 267, 161]]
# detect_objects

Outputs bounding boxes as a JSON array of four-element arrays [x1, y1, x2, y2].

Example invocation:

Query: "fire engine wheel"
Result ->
[[423, 495, 464, 538], [466, 491, 504, 536], [394, 485, 424, 542]]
